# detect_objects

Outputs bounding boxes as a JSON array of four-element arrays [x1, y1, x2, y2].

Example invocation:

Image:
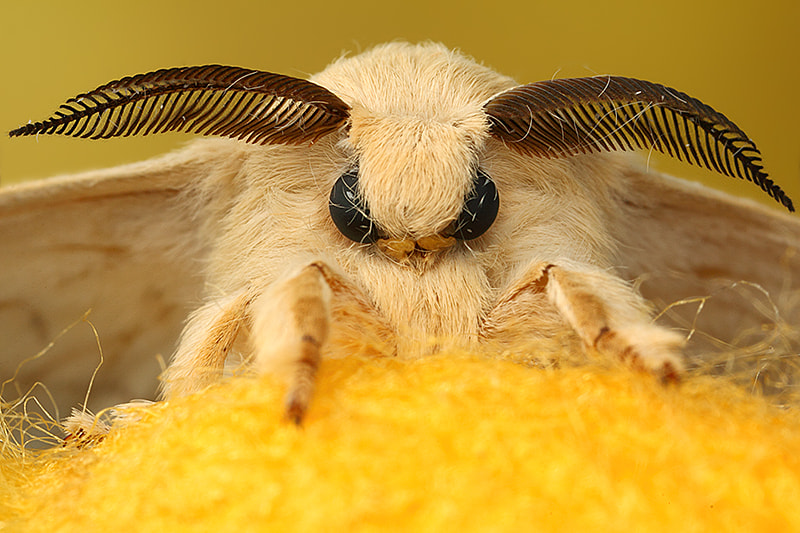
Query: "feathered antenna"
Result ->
[[485, 77, 793, 212], [8, 65, 351, 145]]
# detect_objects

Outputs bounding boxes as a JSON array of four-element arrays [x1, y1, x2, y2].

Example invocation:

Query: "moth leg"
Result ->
[[161, 291, 252, 399], [61, 401, 152, 447], [59, 293, 250, 443], [251, 262, 334, 425], [61, 408, 111, 447], [546, 265, 685, 380], [493, 262, 685, 380]]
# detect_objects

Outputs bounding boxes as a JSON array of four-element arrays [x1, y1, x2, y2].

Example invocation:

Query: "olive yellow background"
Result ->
[[1, 0, 798, 210]]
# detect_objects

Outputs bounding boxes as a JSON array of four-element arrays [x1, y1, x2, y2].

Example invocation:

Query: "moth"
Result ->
[[3, 42, 799, 431]]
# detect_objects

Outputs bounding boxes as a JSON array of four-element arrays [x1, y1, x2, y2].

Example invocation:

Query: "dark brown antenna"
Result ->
[[9, 65, 351, 145], [485, 77, 793, 212]]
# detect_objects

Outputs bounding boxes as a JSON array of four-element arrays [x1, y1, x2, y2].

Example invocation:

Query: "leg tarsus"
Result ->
[[282, 334, 322, 425], [62, 408, 110, 447]]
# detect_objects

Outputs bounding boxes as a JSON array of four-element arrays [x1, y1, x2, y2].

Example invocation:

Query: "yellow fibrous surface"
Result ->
[[3, 350, 800, 532]]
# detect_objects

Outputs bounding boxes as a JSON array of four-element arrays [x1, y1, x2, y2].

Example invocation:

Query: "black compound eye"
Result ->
[[329, 168, 379, 243], [453, 169, 499, 240]]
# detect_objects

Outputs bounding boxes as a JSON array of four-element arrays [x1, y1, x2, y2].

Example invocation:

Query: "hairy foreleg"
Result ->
[[161, 291, 252, 398], [61, 291, 251, 444], [489, 262, 685, 379], [250, 263, 333, 424]]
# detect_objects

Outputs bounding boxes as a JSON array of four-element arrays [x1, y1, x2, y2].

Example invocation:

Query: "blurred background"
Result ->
[[1, 0, 798, 210]]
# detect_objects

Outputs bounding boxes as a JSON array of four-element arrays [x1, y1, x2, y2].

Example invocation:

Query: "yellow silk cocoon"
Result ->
[[3, 350, 800, 532]]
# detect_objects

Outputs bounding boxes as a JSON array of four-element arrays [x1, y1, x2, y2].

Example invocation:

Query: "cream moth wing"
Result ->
[[0, 148, 213, 416], [614, 170, 800, 369]]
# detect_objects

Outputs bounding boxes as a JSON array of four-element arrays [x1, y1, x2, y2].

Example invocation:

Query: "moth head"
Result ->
[[328, 158, 499, 250], [9, 52, 794, 263], [337, 108, 495, 244]]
